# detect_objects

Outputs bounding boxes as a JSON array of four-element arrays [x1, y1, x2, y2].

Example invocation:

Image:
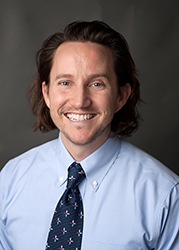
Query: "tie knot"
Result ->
[[67, 162, 85, 189]]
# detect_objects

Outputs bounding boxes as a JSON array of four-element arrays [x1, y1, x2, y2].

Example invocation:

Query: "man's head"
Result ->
[[30, 20, 140, 138]]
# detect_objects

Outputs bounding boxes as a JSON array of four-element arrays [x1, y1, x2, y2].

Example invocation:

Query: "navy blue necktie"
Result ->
[[46, 162, 85, 249]]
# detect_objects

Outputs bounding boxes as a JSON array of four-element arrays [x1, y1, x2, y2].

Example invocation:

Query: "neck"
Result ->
[[61, 134, 109, 161]]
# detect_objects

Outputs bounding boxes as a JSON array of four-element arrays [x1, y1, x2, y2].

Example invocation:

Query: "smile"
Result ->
[[65, 113, 95, 121]]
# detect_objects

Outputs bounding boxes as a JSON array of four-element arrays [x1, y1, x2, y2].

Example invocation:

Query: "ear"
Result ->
[[42, 81, 50, 108], [115, 83, 131, 113]]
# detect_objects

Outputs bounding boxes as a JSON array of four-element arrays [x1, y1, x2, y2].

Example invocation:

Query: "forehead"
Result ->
[[51, 41, 114, 71]]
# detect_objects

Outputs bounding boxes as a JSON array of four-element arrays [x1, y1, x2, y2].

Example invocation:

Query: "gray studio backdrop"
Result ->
[[0, 0, 179, 175]]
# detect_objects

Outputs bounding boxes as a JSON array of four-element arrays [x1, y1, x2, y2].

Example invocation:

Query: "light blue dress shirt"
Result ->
[[0, 134, 179, 249]]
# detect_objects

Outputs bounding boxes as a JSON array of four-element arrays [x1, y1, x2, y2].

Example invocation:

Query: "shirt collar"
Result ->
[[55, 133, 121, 191], [81, 134, 121, 191], [55, 133, 74, 186]]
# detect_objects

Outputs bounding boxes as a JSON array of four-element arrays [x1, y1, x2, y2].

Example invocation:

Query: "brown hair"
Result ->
[[30, 20, 141, 137]]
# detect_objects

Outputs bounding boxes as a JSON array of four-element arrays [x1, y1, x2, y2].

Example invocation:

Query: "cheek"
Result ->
[[48, 92, 64, 109], [100, 94, 118, 114], [109, 91, 120, 112]]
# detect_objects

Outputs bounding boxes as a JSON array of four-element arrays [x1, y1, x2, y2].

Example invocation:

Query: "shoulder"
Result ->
[[118, 140, 179, 187], [0, 138, 59, 188], [4, 138, 58, 166], [117, 140, 179, 215]]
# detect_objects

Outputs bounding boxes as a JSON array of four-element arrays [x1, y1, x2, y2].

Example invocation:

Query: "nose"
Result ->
[[72, 85, 92, 109]]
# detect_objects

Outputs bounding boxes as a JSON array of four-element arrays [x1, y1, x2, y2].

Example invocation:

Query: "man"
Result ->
[[0, 21, 178, 249]]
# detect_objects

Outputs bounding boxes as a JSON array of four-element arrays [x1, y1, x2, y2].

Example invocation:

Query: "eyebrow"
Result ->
[[54, 74, 74, 81], [88, 73, 110, 80], [54, 73, 110, 81]]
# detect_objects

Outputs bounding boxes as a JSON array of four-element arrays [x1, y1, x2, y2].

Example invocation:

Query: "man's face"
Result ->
[[42, 41, 130, 156]]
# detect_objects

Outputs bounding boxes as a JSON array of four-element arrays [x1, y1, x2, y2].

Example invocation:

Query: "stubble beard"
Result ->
[[61, 122, 111, 149]]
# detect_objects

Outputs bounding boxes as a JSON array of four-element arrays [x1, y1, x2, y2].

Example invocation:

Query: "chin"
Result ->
[[70, 136, 93, 146], [69, 131, 108, 147], [61, 126, 110, 147]]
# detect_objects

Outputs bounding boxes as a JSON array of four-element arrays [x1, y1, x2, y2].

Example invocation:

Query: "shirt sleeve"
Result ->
[[0, 219, 12, 250], [156, 183, 179, 249], [0, 170, 12, 250]]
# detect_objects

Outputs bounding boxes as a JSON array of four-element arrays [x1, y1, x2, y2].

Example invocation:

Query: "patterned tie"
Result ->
[[46, 162, 86, 249]]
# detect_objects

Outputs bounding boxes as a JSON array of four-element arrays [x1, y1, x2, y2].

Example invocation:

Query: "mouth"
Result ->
[[65, 113, 96, 122]]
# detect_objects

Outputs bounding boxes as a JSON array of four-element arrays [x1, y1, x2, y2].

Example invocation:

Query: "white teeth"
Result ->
[[66, 114, 94, 121]]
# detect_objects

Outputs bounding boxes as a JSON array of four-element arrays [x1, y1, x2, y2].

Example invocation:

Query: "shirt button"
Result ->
[[92, 180, 98, 187], [59, 176, 64, 183]]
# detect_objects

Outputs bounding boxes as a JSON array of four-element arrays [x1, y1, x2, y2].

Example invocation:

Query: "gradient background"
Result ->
[[0, 0, 179, 175]]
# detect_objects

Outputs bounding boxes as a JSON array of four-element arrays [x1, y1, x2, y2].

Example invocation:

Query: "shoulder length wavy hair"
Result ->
[[29, 20, 141, 137]]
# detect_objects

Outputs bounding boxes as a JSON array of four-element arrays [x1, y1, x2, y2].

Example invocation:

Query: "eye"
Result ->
[[59, 81, 70, 86], [91, 82, 104, 87]]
